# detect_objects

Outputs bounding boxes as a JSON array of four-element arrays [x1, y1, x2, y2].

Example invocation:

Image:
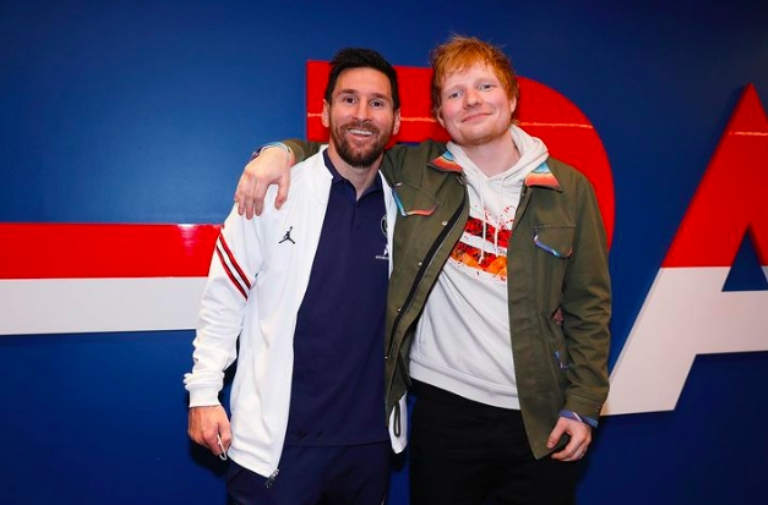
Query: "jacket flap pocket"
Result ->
[[533, 225, 574, 258], [392, 181, 440, 217]]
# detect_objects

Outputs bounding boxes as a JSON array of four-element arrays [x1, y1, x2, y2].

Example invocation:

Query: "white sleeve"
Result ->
[[183, 205, 265, 407]]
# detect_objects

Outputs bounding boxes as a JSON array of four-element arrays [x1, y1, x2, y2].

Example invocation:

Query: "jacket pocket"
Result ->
[[391, 181, 440, 217], [533, 225, 574, 259]]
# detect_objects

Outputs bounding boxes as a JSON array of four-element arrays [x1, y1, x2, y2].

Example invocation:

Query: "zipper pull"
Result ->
[[265, 469, 280, 489]]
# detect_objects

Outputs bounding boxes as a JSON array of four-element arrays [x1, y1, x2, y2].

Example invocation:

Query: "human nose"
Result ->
[[464, 88, 481, 108], [353, 101, 372, 120]]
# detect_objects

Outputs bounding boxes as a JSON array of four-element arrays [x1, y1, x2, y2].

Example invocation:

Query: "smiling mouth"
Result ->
[[463, 113, 489, 123], [347, 128, 374, 137]]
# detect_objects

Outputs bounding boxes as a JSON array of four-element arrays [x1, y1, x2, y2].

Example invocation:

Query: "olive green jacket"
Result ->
[[286, 139, 611, 459]]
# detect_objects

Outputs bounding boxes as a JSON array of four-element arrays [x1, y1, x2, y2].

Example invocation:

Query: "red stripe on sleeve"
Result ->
[[215, 244, 248, 300], [217, 234, 252, 290]]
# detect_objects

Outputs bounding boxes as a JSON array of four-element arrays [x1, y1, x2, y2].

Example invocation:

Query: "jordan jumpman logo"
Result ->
[[279, 226, 296, 244]]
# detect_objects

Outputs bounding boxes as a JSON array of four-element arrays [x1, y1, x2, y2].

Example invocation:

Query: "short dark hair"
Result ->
[[324, 48, 400, 111]]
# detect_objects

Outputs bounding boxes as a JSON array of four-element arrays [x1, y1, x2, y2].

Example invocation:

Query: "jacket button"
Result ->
[[442, 221, 448, 226], [397, 307, 402, 313], [417, 261, 423, 266]]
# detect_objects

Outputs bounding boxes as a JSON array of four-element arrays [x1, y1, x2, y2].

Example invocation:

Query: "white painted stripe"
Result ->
[[0, 278, 207, 336], [603, 267, 768, 416], [4, 267, 767, 418]]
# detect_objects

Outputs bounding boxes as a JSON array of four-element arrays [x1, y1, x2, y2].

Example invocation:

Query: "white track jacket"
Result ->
[[184, 147, 403, 479]]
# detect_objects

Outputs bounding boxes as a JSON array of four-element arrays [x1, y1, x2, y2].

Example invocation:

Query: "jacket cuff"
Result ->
[[560, 409, 598, 428], [188, 388, 222, 408], [250, 142, 295, 166]]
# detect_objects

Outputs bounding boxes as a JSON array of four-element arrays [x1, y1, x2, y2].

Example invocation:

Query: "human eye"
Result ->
[[479, 82, 495, 91], [445, 90, 462, 100], [370, 99, 387, 109], [339, 95, 357, 105]]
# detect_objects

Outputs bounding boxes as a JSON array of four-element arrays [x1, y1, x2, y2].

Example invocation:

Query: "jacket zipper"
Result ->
[[512, 185, 531, 234], [385, 183, 467, 363], [265, 469, 280, 488]]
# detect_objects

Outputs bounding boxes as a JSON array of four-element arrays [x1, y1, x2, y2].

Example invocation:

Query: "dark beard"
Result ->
[[332, 122, 388, 168]]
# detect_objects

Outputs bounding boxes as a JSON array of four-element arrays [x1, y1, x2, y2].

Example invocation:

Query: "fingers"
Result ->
[[245, 173, 258, 220], [551, 439, 590, 461], [252, 179, 271, 217], [234, 161, 260, 219], [190, 425, 219, 454], [188, 406, 230, 456], [548, 417, 592, 462], [233, 146, 294, 218], [233, 171, 279, 219], [274, 172, 291, 210], [234, 172, 253, 218]]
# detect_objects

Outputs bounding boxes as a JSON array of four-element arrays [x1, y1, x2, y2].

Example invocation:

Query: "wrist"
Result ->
[[251, 142, 295, 166], [559, 409, 598, 428]]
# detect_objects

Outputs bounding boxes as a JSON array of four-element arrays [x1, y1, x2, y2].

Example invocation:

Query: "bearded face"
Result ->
[[331, 119, 392, 168], [322, 67, 400, 170]]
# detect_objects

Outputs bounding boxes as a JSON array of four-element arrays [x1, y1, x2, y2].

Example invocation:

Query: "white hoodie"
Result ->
[[409, 125, 549, 408]]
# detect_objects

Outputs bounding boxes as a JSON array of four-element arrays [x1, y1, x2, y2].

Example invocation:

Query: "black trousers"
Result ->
[[410, 381, 581, 505]]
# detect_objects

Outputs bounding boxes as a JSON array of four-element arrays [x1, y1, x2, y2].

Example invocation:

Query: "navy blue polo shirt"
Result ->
[[285, 151, 389, 446]]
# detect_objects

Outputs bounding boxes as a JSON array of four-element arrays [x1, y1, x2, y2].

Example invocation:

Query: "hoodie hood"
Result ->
[[446, 124, 549, 182], [445, 125, 549, 261]]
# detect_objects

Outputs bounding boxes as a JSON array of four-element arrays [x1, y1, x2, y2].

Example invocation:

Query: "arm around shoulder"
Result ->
[[235, 140, 326, 218]]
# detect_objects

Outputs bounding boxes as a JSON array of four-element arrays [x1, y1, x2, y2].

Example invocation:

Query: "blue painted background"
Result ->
[[1, 0, 767, 503]]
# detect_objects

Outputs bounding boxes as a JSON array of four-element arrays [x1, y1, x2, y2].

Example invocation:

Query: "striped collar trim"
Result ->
[[525, 162, 561, 191], [428, 151, 463, 173], [429, 153, 562, 192]]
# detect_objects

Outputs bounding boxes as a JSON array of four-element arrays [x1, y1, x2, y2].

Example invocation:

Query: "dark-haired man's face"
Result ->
[[322, 68, 400, 168]]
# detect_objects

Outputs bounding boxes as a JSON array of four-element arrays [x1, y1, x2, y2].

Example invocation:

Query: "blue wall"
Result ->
[[1, 1, 767, 503]]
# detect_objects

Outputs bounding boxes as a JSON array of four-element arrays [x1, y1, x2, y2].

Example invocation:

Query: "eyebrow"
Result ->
[[336, 89, 391, 101]]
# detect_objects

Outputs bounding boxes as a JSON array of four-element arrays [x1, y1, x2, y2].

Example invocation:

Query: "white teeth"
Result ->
[[349, 129, 373, 136]]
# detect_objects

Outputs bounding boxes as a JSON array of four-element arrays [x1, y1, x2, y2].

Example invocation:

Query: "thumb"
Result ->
[[218, 420, 233, 450], [547, 421, 565, 448]]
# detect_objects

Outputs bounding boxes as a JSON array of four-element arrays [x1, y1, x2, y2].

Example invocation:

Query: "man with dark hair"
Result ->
[[184, 47, 402, 505], [236, 35, 611, 505], [324, 48, 401, 110]]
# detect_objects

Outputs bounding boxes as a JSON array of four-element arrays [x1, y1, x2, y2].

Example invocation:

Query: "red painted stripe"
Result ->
[[0, 223, 221, 279]]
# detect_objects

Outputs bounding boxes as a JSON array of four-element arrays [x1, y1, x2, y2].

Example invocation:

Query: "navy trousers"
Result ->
[[226, 442, 391, 505]]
